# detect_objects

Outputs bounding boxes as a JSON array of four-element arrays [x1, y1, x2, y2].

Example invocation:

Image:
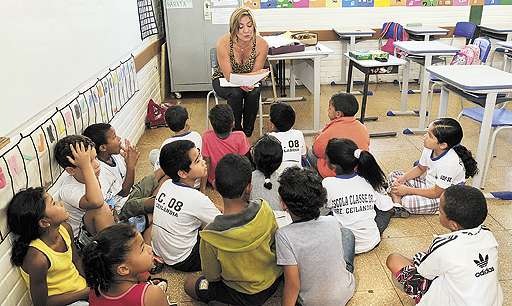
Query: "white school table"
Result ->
[[332, 28, 376, 86], [426, 65, 512, 189], [345, 53, 406, 137], [404, 26, 449, 41], [267, 43, 334, 134], [495, 41, 512, 72], [392, 41, 459, 133], [479, 25, 512, 42]]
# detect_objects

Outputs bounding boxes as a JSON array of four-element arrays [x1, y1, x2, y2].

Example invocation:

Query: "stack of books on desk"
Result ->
[[349, 50, 389, 60]]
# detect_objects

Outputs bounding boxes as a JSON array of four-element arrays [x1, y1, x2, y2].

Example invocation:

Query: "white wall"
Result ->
[[0, 38, 162, 306]]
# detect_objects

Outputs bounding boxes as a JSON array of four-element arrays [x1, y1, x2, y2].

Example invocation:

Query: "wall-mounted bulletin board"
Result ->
[[244, 0, 509, 9]]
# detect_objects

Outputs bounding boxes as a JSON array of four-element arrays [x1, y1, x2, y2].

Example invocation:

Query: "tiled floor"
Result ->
[[135, 82, 512, 305]]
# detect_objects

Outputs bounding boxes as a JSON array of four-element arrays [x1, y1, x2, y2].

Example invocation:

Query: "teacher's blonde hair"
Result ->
[[229, 7, 257, 41]]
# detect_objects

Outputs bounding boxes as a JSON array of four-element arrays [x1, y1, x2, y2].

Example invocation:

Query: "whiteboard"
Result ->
[[0, 0, 142, 136]]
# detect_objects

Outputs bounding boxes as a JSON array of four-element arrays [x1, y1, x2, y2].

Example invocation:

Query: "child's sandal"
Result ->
[[148, 277, 168, 292]]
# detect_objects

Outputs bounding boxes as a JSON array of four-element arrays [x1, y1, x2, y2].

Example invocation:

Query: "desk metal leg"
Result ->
[[313, 57, 321, 132], [472, 93, 498, 189], [264, 59, 304, 103], [388, 59, 417, 116], [360, 73, 370, 123], [346, 61, 353, 93], [340, 40, 348, 85], [437, 86, 449, 118], [403, 55, 432, 135]]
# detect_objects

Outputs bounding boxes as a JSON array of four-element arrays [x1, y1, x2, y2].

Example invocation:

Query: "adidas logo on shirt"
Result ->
[[474, 253, 495, 277]]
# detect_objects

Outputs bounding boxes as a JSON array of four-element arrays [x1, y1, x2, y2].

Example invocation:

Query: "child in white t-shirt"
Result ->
[[268, 102, 307, 174], [322, 138, 394, 254], [387, 185, 502, 306], [151, 105, 202, 170], [390, 118, 478, 216], [152, 140, 221, 272], [54, 135, 114, 248]]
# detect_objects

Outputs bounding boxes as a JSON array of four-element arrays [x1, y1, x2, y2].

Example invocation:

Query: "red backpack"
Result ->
[[145, 99, 173, 129]]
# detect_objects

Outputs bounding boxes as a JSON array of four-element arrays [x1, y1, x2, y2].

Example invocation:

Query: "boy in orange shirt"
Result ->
[[308, 93, 370, 178]]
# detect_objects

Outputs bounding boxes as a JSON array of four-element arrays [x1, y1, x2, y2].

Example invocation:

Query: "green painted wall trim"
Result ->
[[469, 5, 483, 25]]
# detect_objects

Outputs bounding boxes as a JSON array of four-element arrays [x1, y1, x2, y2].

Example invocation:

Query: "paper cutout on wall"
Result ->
[[452, 0, 468, 5], [292, 0, 309, 7], [73, 103, 81, 120], [63, 110, 74, 131], [260, 0, 278, 8], [244, 0, 261, 8], [500, 0, 511, 4], [0, 166, 6, 189], [342, 0, 374, 7], [37, 132, 46, 153], [46, 125, 56, 143], [422, 0, 438, 5], [406, 0, 422, 5], [437, 0, 452, 5], [469, 0, 484, 4], [390, 0, 406, 5], [325, 0, 341, 7], [308, 0, 326, 6], [375, 0, 391, 6], [55, 116, 66, 136], [485, 0, 499, 4], [7, 153, 22, 177]]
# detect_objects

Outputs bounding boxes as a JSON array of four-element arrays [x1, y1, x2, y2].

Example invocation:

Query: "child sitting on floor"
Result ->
[[268, 102, 307, 173], [277, 167, 356, 306], [8, 188, 89, 306], [202, 104, 251, 187], [150, 105, 202, 171], [184, 154, 282, 306], [82, 224, 168, 305], [250, 134, 283, 211], [309, 93, 370, 178], [152, 140, 220, 272], [55, 135, 114, 248], [323, 138, 394, 254], [389, 118, 478, 216], [386, 185, 502, 305]]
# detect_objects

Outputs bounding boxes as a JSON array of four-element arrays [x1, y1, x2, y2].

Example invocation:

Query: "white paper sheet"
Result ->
[[219, 78, 262, 87], [229, 71, 269, 86], [262, 35, 299, 48], [211, 7, 236, 24], [211, 0, 239, 6]]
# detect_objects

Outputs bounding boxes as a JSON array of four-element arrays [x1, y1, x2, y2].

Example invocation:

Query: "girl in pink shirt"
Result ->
[[83, 224, 168, 306]]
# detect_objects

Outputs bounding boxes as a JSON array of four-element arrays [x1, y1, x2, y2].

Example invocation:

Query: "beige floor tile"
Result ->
[[424, 214, 506, 235], [502, 280, 512, 306], [488, 200, 512, 230], [494, 231, 512, 281], [353, 251, 394, 291], [374, 236, 434, 265], [382, 216, 437, 239], [347, 289, 402, 306]]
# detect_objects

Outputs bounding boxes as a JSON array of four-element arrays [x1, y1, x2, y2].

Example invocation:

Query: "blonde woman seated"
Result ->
[[212, 7, 268, 137]]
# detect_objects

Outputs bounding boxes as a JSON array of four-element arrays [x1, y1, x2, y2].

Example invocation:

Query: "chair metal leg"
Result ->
[[259, 96, 263, 136], [206, 91, 213, 129], [482, 127, 500, 189]]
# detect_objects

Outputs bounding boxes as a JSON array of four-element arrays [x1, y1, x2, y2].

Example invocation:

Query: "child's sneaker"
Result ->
[[391, 207, 411, 218], [150, 255, 165, 274]]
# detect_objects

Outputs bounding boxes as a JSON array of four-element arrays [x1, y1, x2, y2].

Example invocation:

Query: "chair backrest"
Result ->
[[210, 48, 218, 73], [453, 22, 477, 41], [472, 37, 492, 63]]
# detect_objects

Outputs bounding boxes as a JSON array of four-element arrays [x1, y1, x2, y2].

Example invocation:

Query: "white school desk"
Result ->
[[332, 28, 376, 86], [479, 25, 512, 41], [393, 41, 459, 134], [495, 41, 512, 72], [426, 65, 512, 189], [345, 53, 406, 137], [405, 26, 449, 41], [267, 43, 333, 134]]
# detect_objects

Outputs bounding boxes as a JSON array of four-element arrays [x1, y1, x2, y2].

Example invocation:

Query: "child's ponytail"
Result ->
[[7, 188, 46, 266], [431, 118, 478, 179], [453, 145, 478, 178], [326, 138, 386, 191], [82, 224, 136, 295], [252, 135, 283, 190], [357, 150, 387, 191]]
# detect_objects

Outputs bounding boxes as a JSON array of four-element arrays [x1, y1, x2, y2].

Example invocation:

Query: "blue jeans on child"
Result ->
[[341, 227, 356, 273]]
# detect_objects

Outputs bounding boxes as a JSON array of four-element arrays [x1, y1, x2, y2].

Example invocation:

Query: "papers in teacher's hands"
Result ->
[[222, 70, 270, 87]]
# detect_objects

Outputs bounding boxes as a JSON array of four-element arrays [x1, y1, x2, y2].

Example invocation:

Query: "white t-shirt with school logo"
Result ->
[[269, 129, 306, 172], [419, 148, 465, 189], [154, 131, 203, 169], [322, 174, 394, 254], [98, 154, 128, 212], [152, 180, 220, 265], [414, 225, 502, 306]]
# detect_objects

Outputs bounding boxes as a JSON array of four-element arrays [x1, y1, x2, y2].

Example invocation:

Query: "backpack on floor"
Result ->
[[145, 99, 173, 129], [380, 22, 409, 55], [450, 44, 480, 65]]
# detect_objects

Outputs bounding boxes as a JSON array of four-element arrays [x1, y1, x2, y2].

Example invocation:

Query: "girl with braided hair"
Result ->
[[7, 187, 89, 305], [82, 224, 167, 305]]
